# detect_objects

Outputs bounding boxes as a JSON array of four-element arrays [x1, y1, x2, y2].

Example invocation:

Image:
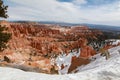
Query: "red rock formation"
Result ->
[[0, 21, 103, 74], [68, 56, 90, 73], [80, 46, 96, 58]]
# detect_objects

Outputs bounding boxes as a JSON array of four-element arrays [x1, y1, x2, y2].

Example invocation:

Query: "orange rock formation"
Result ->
[[0, 21, 103, 73]]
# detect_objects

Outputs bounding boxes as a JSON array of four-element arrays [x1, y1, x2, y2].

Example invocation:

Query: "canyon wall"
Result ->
[[0, 21, 103, 74]]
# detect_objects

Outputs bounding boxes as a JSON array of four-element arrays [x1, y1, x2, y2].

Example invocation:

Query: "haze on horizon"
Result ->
[[4, 0, 120, 26]]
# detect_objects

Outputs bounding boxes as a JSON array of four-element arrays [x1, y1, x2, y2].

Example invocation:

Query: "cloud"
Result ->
[[72, 0, 87, 5], [83, 2, 120, 23], [7, 0, 85, 22], [5, 0, 120, 26]]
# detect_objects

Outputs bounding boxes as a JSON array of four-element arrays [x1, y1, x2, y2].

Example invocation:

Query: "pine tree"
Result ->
[[0, 0, 11, 51], [0, 0, 8, 18]]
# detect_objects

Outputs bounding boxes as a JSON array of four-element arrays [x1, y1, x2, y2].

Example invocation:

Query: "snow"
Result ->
[[0, 46, 120, 80], [55, 49, 80, 74], [112, 40, 120, 45], [105, 39, 120, 45]]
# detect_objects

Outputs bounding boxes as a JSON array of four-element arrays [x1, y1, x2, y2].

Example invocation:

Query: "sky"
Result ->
[[3, 0, 120, 26]]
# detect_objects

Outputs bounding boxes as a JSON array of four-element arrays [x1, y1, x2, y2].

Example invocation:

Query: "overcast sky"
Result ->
[[4, 0, 120, 26]]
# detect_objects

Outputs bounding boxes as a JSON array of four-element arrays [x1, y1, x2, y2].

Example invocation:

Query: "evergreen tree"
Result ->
[[0, 0, 11, 51], [0, 0, 8, 18]]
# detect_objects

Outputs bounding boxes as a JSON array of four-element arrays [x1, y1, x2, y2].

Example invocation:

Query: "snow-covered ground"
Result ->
[[0, 46, 120, 80]]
